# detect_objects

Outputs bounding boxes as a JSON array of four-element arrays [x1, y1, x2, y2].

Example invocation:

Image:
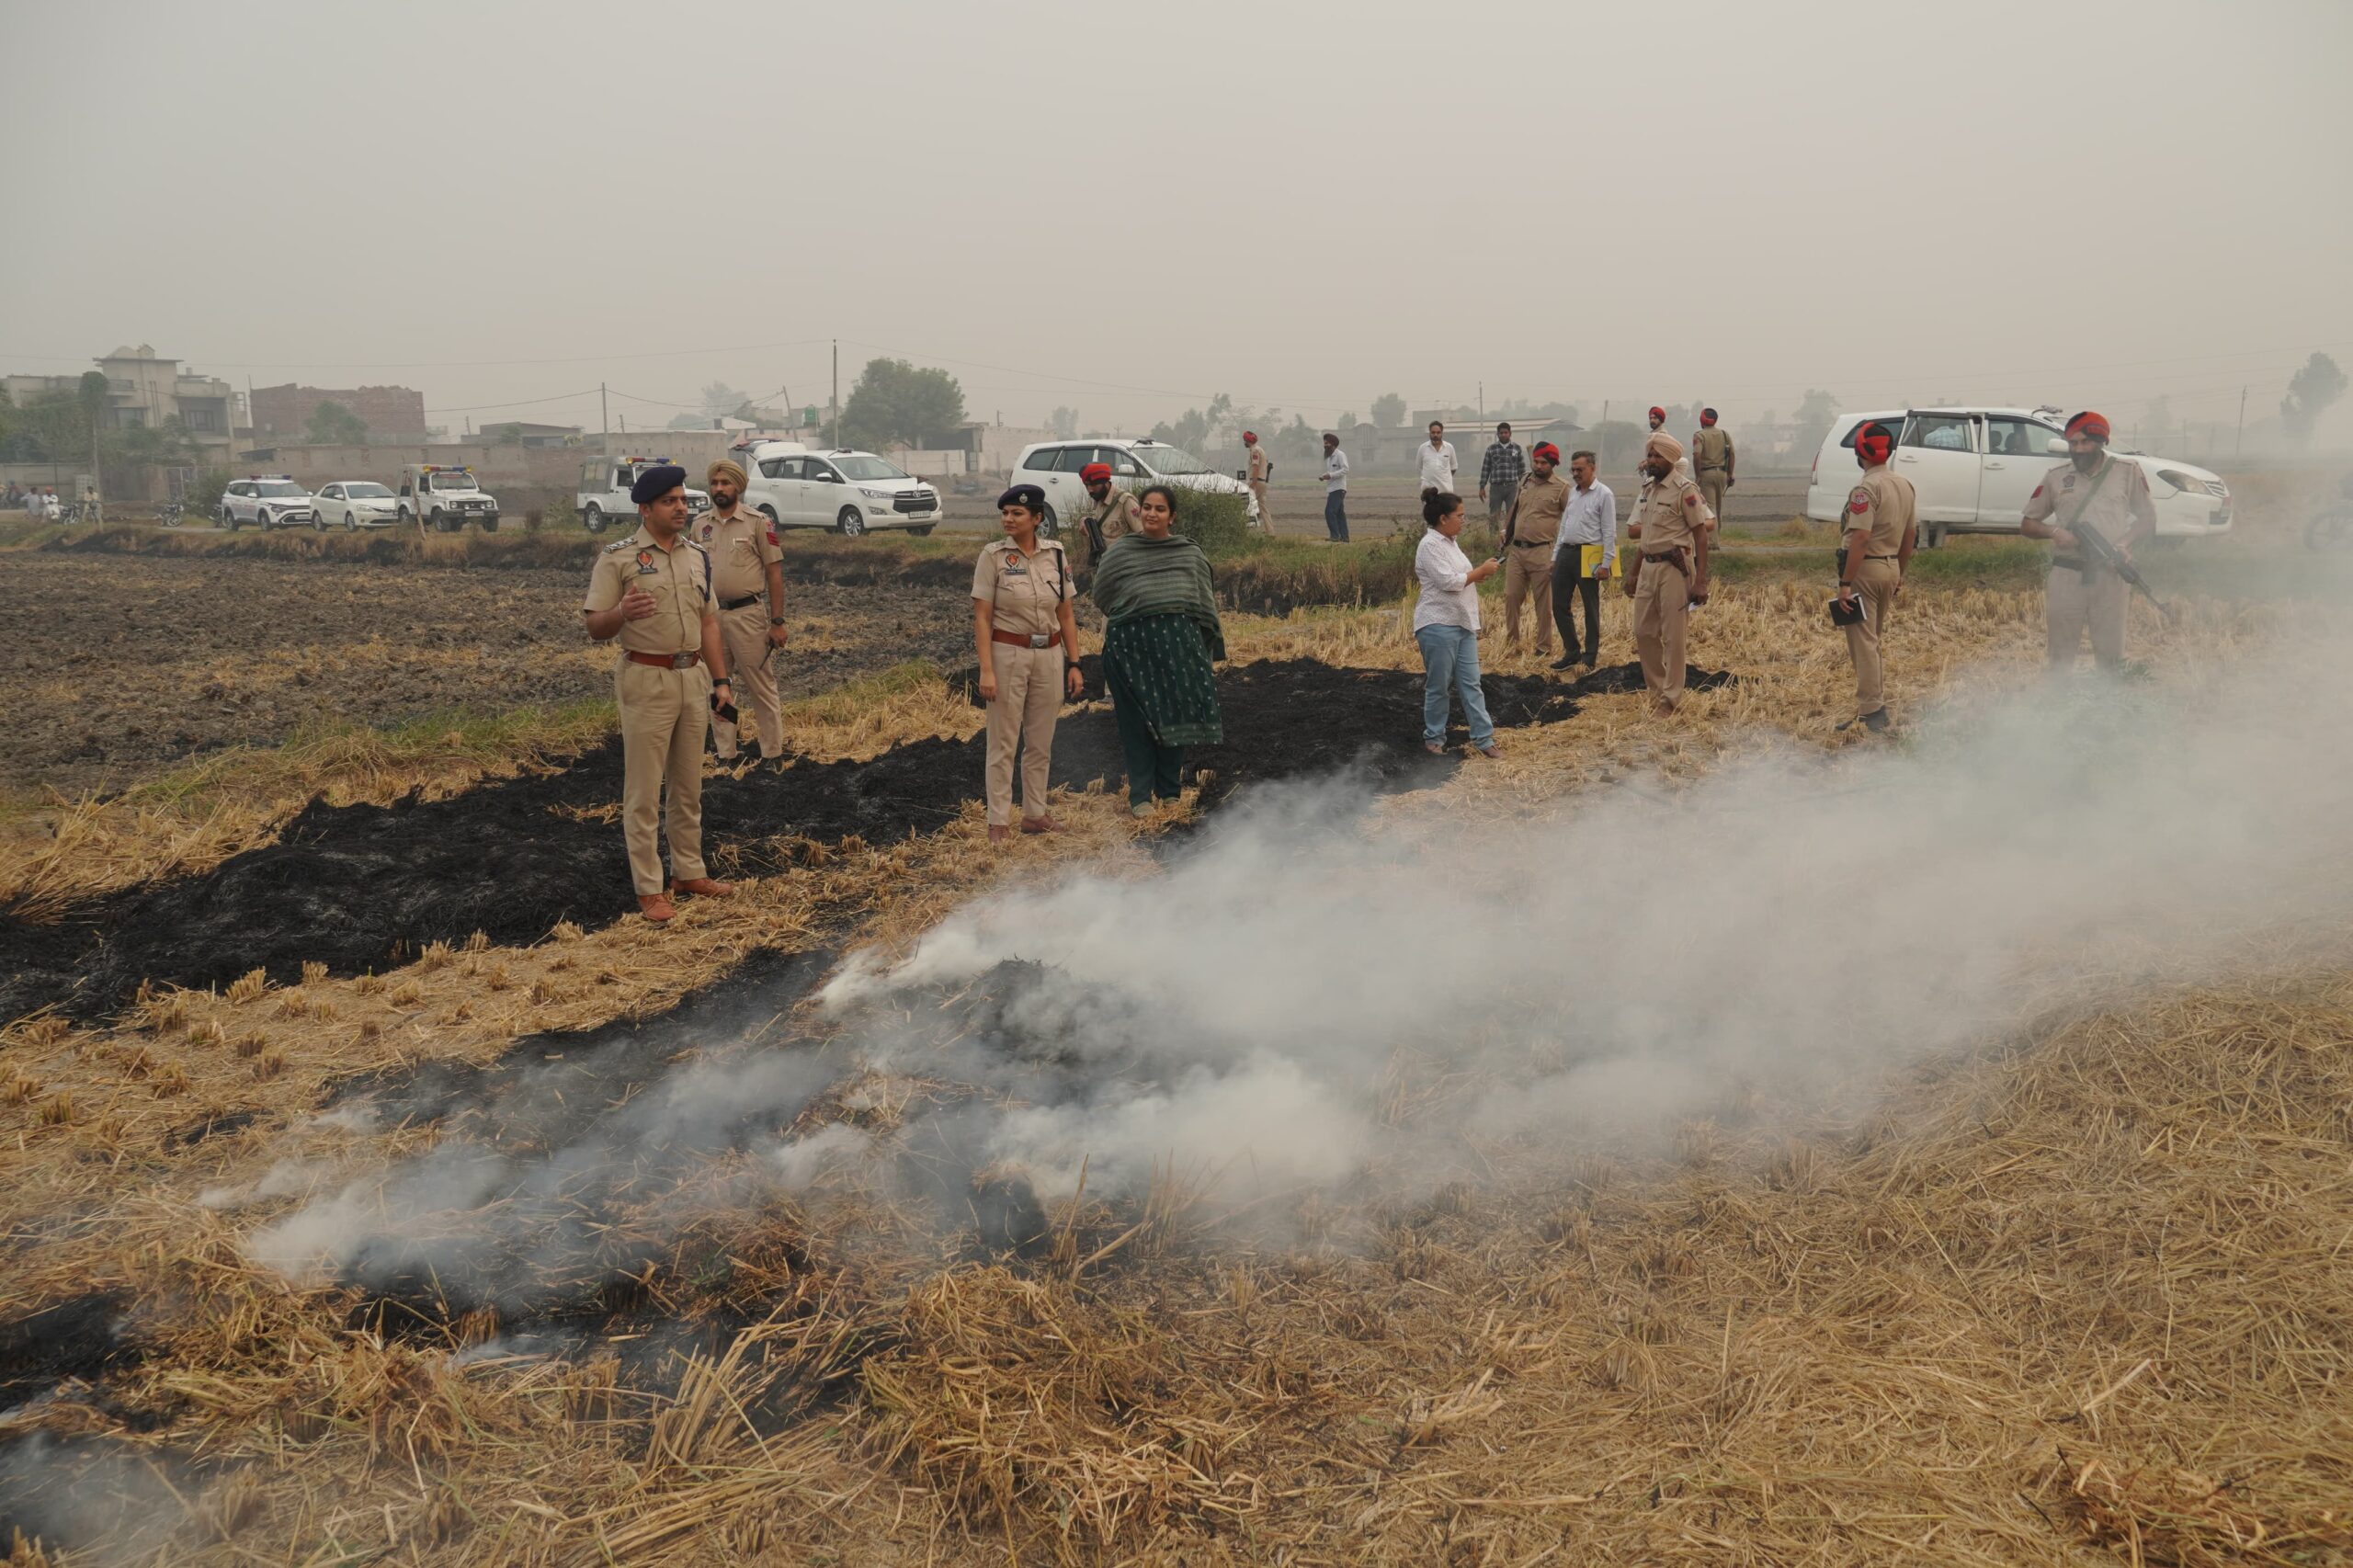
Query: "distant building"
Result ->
[[479, 420, 584, 449], [3, 344, 237, 458], [251, 382, 426, 443]]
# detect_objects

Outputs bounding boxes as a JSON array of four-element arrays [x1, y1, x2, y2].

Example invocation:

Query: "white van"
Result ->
[[395, 464, 501, 532], [1012, 437, 1259, 537], [1803, 408, 2232, 547], [577, 456, 710, 535], [741, 443, 941, 537]]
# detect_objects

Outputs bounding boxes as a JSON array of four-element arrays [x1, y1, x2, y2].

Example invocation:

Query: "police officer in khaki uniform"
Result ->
[[1243, 430, 1273, 532], [1075, 460, 1142, 570], [582, 464, 734, 922], [696, 458, 788, 762], [973, 483, 1084, 843], [1834, 420, 1916, 733], [2019, 410, 2157, 672], [1689, 407, 1735, 531], [1623, 432, 1711, 716], [1498, 440, 1571, 659]]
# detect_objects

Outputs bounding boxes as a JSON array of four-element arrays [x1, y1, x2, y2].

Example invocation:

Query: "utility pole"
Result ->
[[830, 338, 839, 449], [2234, 385, 2246, 457], [600, 382, 610, 457], [1478, 381, 1483, 422]]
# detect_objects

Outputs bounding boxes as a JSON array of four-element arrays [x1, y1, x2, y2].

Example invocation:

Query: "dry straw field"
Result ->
[[3, 541, 2349, 1566]]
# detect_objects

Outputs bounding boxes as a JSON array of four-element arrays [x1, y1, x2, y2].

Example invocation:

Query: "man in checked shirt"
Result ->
[[1478, 422, 1526, 548]]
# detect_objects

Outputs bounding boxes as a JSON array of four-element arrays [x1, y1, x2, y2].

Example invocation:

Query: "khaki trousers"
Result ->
[[615, 658, 710, 896], [712, 601, 782, 758], [2046, 562, 2127, 670], [1631, 556, 1690, 706], [1844, 557, 1900, 716], [1501, 541, 1555, 653], [984, 643, 1063, 825], [1697, 470, 1728, 529], [1248, 480, 1271, 531]]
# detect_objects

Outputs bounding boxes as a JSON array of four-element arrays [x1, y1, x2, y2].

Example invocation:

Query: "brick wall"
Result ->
[[251, 383, 428, 442]]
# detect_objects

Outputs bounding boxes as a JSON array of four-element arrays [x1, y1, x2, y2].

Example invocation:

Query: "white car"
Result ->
[[219, 475, 320, 531], [314, 480, 403, 530], [577, 456, 711, 536], [1013, 437, 1260, 538], [742, 444, 941, 537], [1804, 408, 2233, 547]]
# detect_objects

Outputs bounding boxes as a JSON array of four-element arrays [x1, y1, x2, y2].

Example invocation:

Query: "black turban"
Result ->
[[631, 464, 688, 505]]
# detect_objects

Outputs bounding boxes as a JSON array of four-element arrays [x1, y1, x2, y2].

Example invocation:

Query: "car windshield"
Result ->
[[427, 472, 477, 491], [344, 482, 392, 498], [1132, 445, 1209, 476], [831, 454, 909, 482], [257, 482, 306, 497]]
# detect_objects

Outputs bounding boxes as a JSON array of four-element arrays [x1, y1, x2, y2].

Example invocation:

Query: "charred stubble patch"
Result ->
[[0, 658, 1730, 1022]]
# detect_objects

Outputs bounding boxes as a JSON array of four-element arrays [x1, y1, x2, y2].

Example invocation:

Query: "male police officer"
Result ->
[[1499, 439, 1569, 659], [2019, 410, 2157, 672], [1076, 460, 1142, 570], [1689, 407, 1735, 530], [1835, 420, 1916, 733], [582, 464, 733, 922], [1243, 430, 1274, 532], [1623, 432, 1710, 716], [699, 458, 788, 762]]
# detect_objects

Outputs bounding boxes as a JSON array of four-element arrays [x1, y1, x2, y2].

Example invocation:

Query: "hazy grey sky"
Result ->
[[6, 0, 2349, 439]]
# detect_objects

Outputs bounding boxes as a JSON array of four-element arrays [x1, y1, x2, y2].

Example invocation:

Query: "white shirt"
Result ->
[[1322, 448, 1349, 491], [1415, 439, 1459, 494], [1554, 481, 1619, 568], [1413, 529, 1482, 631]]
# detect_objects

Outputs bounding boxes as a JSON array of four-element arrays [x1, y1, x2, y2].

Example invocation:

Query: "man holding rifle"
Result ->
[[2019, 410, 2158, 672]]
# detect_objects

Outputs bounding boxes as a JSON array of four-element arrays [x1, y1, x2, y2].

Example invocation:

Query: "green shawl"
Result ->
[[1091, 532, 1225, 658]]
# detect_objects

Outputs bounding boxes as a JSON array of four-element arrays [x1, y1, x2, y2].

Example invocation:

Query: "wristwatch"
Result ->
[[768, 617, 786, 626]]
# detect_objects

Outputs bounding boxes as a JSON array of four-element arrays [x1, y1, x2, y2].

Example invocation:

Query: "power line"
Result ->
[[0, 337, 834, 373]]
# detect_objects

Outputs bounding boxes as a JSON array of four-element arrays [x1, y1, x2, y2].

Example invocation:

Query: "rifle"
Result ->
[[2066, 516, 2176, 624]]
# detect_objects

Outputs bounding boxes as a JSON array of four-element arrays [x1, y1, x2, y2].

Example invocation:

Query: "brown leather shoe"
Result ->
[[987, 824, 1012, 844], [1018, 813, 1059, 835], [669, 877, 733, 898], [637, 892, 677, 922]]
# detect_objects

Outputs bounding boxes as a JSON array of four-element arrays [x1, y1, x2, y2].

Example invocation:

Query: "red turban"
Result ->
[[1853, 421, 1893, 464], [1531, 441, 1561, 463], [2064, 410, 2111, 442], [1242, 430, 1257, 442], [1647, 406, 1665, 420], [1078, 461, 1111, 483], [1699, 407, 1718, 426]]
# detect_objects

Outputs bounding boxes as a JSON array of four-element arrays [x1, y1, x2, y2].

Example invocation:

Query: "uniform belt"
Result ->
[[718, 593, 762, 612], [990, 628, 1062, 650], [1511, 537, 1555, 548], [1697, 464, 1728, 472], [626, 650, 703, 670], [1641, 550, 1687, 562], [1865, 554, 1898, 561]]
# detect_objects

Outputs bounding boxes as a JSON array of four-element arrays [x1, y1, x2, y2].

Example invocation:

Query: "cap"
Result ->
[[630, 464, 688, 505], [997, 483, 1046, 512]]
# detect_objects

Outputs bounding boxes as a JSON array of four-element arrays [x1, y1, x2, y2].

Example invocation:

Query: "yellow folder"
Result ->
[[1581, 544, 1604, 575]]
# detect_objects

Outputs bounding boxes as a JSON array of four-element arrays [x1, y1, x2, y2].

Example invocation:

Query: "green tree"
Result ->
[[1048, 406, 1080, 438], [699, 381, 749, 419], [1336, 410, 1358, 430], [305, 400, 368, 445], [838, 358, 965, 450], [2280, 352, 2347, 445], [1791, 389, 1841, 457], [1370, 392, 1407, 428]]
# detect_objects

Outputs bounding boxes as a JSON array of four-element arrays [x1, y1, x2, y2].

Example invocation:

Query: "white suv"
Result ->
[[1013, 437, 1259, 537], [577, 456, 711, 536], [219, 476, 320, 531], [1803, 408, 2232, 547], [742, 444, 941, 537]]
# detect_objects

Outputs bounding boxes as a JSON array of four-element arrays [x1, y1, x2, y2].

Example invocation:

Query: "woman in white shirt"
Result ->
[[1412, 490, 1502, 757]]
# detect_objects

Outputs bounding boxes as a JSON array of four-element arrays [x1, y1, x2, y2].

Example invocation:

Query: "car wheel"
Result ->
[[344, 511, 358, 531], [430, 508, 449, 533], [835, 506, 866, 537], [1924, 523, 1946, 549], [480, 516, 498, 533], [1040, 505, 1059, 540], [909, 524, 934, 537], [583, 505, 605, 535], [313, 513, 328, 532]]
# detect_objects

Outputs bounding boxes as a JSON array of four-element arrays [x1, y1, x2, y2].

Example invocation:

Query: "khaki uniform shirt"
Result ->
[[1083, 487, 1142, 559], [584, 527, 712, 655], [2020, 454, 2158, 568], [695, 506, 781, 602], [1842, 465, 1916, 556], [1505, 471, 1573, 546], [1690, 426, 1734, 472], [1632, 471, 1708, 554], [1247, 444, 1271, 483], [972, 537, 1074, 640]]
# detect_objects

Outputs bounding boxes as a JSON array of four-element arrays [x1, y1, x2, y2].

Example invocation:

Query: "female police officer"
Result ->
[[972, 483, 1083, 841]]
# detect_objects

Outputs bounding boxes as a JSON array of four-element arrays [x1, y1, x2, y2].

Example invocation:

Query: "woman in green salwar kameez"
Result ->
[[1090, 485, 1225, 816]]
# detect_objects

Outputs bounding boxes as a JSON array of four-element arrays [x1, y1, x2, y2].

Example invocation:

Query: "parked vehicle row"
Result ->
[[1802, 407, 2232, 547], [212, 467, 504, 532]]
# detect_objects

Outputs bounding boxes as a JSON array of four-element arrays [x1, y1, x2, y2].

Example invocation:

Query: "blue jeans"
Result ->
[[1324, 489, 1349, 541], [1415, 624, 1494, 748]]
